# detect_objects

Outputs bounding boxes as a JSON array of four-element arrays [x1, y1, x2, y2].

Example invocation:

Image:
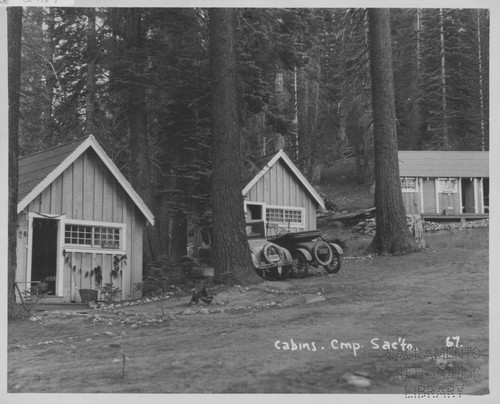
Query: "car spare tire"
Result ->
[[312, 241, 333, 266], [263, 243, 284, 264]]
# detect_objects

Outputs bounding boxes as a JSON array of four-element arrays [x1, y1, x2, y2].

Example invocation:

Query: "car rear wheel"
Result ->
[[291, 251, 309, 278], [324, 252, 342, 274]]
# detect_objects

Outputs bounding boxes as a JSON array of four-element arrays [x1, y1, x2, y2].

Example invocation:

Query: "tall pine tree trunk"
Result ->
[[209, 8, 261, 285], [169, 209, 187, 259], [8, 7, 23, 317], [439, 8, 450, 150], [43, 8, 55, 141], [476, 9, 486, 151], [85, 7, 97, 136], [408, 9, 422, 149], [124, 8, 161, 264], [367, 8, 417, 255], [297, 67, 311, 178], [297, 60, 320, 182]]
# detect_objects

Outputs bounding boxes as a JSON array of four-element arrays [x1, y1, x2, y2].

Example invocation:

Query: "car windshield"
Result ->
[[246, 220, 266, 239]]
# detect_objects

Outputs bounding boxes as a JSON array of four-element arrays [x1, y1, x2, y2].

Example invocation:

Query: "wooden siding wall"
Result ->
[[402, 191, 421, 214], [245, 160, 317, 230], [63, 251, 129, 302], [15, 215, 29, 296], [438, 191, 460, 214], [422, 179, 436, 213], [406, 178, 487, 215], [17, 149, 144, 302]]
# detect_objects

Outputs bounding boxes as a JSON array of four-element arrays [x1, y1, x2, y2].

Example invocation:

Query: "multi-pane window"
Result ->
[[65, 224, 121, 248], [266, 207, 303, 226], [266, 208, 284, 222], [438, 179, 458, 194], [284, 210, 302, 223], [94, 227, 120, 247], [65, 225, 92, 246], [401, 177, 418, 192]]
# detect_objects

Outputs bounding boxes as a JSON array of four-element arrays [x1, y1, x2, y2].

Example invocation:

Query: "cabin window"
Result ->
[[438, 178, 458, 194], [65, 224, 121, 249], [266, 206, 304, 227], [401, 177, 418, 192]]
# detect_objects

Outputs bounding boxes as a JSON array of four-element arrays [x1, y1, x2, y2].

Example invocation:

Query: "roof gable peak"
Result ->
[[17, 135, 154, 225], [242, 149, 325, 209]]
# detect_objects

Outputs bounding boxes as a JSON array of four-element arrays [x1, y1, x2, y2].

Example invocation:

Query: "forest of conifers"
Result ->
[[18, 7, 489, 261]]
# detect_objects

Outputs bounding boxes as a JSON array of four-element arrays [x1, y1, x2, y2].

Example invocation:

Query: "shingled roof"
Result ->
[[17, 136, 155, 225], [398, 151, 489, 178], [18, 137, 87, 204]]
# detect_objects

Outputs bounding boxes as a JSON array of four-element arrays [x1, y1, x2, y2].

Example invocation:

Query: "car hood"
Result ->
[[247, 238, 269, 252]]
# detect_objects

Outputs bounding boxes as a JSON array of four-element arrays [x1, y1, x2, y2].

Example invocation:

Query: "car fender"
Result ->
[[294, 248, 312, 262], [280, 246, 293, 262], [250, 252, 260, 268], [329, 243, 343, 255]]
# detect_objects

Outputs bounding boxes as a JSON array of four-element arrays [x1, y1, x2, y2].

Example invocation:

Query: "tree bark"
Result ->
[[85, 7, 97, 136], [169, 210, 187, 259], [408, 8, 422, 150], [8, 7, 23, 317], [476, 9, 486, 152], [439, 8, 450, 150], [43, 8, 55, 141], [209, 8, 261, 285], [124, 8, 161, 264], [367, 8, 418, 255], [297, 61, 320, 182]]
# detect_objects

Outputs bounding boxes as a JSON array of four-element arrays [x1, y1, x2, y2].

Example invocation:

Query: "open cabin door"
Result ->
[[31, 218, 58, 295], [461, 179, 475, 213]]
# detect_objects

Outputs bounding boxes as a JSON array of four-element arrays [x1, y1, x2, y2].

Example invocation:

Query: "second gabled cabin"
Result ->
[[242, 150, 324, 237]]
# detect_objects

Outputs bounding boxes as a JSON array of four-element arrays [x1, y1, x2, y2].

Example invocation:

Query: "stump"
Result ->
[[407, 214, 426, 249]]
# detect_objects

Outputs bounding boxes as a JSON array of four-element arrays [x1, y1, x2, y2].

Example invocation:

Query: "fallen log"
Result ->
[[318, 207, 376, 222]]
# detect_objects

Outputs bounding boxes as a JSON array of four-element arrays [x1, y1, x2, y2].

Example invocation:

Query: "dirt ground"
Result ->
[[7, 227, 489, 396]]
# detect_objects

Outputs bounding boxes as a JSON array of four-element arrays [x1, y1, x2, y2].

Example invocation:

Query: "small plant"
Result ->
[[101, 283, 122, 304], [93, 266, 103, 287], [84, 266, 98, 288], [141, 267, 170, 317], [20, 282, 50, 315], [112, 255, 127, 279]]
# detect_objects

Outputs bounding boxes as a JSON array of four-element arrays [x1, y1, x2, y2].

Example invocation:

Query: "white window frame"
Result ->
[[265, 205, 306, 229], [26, 212, 66, 297], [244, 201, 266, 222], [438, 178, 459, 194], [401, 177, 418, 193], [63, 219, 126, 255]]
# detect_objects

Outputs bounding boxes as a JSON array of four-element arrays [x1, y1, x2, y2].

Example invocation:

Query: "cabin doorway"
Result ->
[[483, 179, 489, 213], [461, 179, 475, 213], [31, 218, 58, 295], [245, 203, 264, 221]]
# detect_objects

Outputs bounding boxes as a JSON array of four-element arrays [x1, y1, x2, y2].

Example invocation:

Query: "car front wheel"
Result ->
[[324, 252, 342, 274]]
